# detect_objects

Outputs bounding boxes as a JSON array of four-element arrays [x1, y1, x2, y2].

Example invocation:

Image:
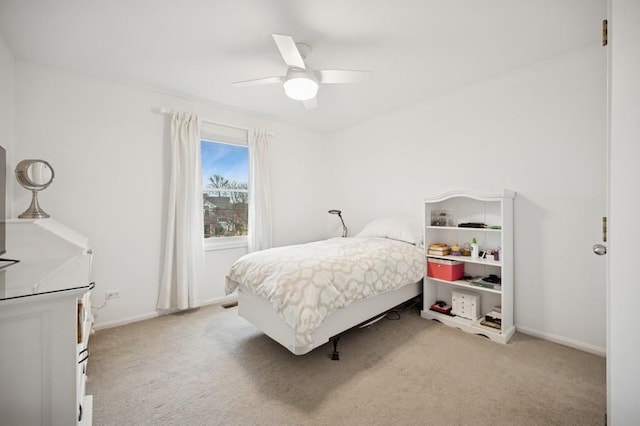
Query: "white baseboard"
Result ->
[[516, 325, 606, 357], [93, 299, 605, 358], [92, 294, 239, 331], [93, 311, 164, 331]]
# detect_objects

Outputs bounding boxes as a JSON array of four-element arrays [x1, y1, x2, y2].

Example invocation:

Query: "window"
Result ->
[[200, 123, 249, 249]]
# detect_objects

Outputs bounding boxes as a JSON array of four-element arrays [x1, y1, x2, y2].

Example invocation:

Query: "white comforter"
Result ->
[[225, 237, 425, 346]]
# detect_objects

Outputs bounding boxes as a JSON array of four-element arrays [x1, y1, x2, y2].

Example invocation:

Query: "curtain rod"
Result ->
[[153, 107, 274, 136]]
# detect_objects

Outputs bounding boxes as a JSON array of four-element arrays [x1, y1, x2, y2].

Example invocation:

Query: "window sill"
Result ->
[[204, 236, 248, 252]]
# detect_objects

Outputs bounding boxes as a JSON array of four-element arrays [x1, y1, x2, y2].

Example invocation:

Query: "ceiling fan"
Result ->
[[233, 34, 371, 109]]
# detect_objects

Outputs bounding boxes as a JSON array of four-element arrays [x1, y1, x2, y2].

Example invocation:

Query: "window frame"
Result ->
[[200, 124, 249, 252]]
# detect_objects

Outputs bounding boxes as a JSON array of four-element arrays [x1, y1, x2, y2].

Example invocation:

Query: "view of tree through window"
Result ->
[[201, 140, 249, 238]]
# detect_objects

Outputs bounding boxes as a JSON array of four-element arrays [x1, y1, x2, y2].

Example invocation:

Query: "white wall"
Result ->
[[327, 45, 607, 353], [12, 60, 329, 328], [0, 33, 15, 210]]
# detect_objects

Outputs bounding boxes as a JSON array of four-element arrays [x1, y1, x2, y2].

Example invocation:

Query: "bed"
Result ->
[[225, 217, 425, 356]]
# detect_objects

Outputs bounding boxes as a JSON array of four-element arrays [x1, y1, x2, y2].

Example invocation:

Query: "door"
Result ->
[[607, 0, 640, 423]]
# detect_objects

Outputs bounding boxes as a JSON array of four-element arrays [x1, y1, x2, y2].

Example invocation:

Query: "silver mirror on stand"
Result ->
[[15, 159, 55, 219]]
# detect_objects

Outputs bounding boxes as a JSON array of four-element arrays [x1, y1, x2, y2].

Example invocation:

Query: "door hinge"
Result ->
[[602, 19, 608, 46]]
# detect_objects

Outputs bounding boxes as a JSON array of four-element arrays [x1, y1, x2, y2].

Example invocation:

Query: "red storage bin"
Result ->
[[427, 258, 464, 281]]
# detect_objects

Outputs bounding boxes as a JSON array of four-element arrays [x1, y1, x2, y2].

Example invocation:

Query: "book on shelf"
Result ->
[[463, 276, 501, 290], [428, 243, 449, 249], [484, 311, 502, 326], [428, 249, 451, 256], [470, 280, 501, 290], [458, 222, 487, 228], [481, 319, 502, 330], [486, 310, 502, 318]]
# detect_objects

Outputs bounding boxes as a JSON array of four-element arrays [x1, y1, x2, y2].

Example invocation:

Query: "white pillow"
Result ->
[[355, 217, 418, 244]]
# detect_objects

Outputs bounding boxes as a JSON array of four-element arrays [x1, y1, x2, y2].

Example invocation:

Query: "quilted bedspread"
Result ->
[[225, 237, 425, 346]]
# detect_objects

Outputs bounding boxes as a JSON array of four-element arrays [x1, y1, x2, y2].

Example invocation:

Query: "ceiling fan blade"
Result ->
[[302, 97, 318, 110], [272, 34, 306, 70], [318, 70, 371, 84], [232, 76, 284, 87]]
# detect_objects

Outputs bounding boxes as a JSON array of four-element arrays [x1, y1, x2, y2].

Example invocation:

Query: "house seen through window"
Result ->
[[201, 139, 249, 239]]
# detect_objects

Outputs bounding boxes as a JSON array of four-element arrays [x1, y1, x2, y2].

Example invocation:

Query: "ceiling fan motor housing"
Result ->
[[283, 68, 318, 100]]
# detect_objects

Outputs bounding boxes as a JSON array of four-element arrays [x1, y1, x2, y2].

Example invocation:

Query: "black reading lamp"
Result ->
[[328, 209, 348, 237]]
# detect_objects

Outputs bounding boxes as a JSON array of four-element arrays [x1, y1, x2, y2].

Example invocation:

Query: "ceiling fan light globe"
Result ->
[[283, 77, 318, 101]]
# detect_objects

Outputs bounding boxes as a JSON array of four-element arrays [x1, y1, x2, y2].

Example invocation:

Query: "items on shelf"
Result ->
[[451, 290, 481, 320], [470, 237, 479, 258], [471, 281, 501, 290], [481, 274, 501, 284], [427, 258, 464, 281], [485, 310, 502, 324], [450, 244, 462, 256], [464, 275, 502, 290], [427, 243, 450, 256], [480, 319, 502, 329], [430, 300, 453, 315], [481, 248, 501, 261], [458, 222, 487, 228], [430, 210, 454, 226], [481, 307, 503, 329]]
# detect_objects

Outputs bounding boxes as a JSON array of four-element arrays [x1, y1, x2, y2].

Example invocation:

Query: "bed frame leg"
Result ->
[[330, 337, 340, 361]]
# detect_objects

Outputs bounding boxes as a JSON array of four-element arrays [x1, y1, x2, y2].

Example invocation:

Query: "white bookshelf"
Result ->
[[421, 190, 515, 343]]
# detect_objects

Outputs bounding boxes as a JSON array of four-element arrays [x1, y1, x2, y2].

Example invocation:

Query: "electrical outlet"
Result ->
[[105, 290, 120, 300]]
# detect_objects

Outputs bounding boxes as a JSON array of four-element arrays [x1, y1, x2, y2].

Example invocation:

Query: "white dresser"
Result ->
[[0, 219, 94, 426]]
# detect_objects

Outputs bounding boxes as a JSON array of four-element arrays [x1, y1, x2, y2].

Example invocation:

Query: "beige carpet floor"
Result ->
[[87, 303, 606, 426]]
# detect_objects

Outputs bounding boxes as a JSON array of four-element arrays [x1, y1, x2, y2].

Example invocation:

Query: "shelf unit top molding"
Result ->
[[423, 189, 515, 203]]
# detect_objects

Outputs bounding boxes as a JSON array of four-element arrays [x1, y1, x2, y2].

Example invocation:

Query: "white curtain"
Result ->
[[158, 112, 204, 310], [247, 128, 273, 252]]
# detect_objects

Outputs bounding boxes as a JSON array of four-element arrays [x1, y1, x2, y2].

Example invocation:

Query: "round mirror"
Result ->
[[15, 159, 55, 218], [16, 159, 54, 190]]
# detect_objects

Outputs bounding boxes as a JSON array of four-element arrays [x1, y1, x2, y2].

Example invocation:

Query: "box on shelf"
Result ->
[[484, 310, 502, 326], [430, 302, 452, 315], [430, 210, 454, 226], [427, 258, 464, 281], [451, 289, 481, 320]]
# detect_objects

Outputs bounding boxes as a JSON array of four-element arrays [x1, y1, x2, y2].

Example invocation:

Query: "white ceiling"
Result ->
[[0, 0, 603, 134]]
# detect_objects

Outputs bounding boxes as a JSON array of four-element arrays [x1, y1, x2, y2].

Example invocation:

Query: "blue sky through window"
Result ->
[[201, 140, 248, 189]]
